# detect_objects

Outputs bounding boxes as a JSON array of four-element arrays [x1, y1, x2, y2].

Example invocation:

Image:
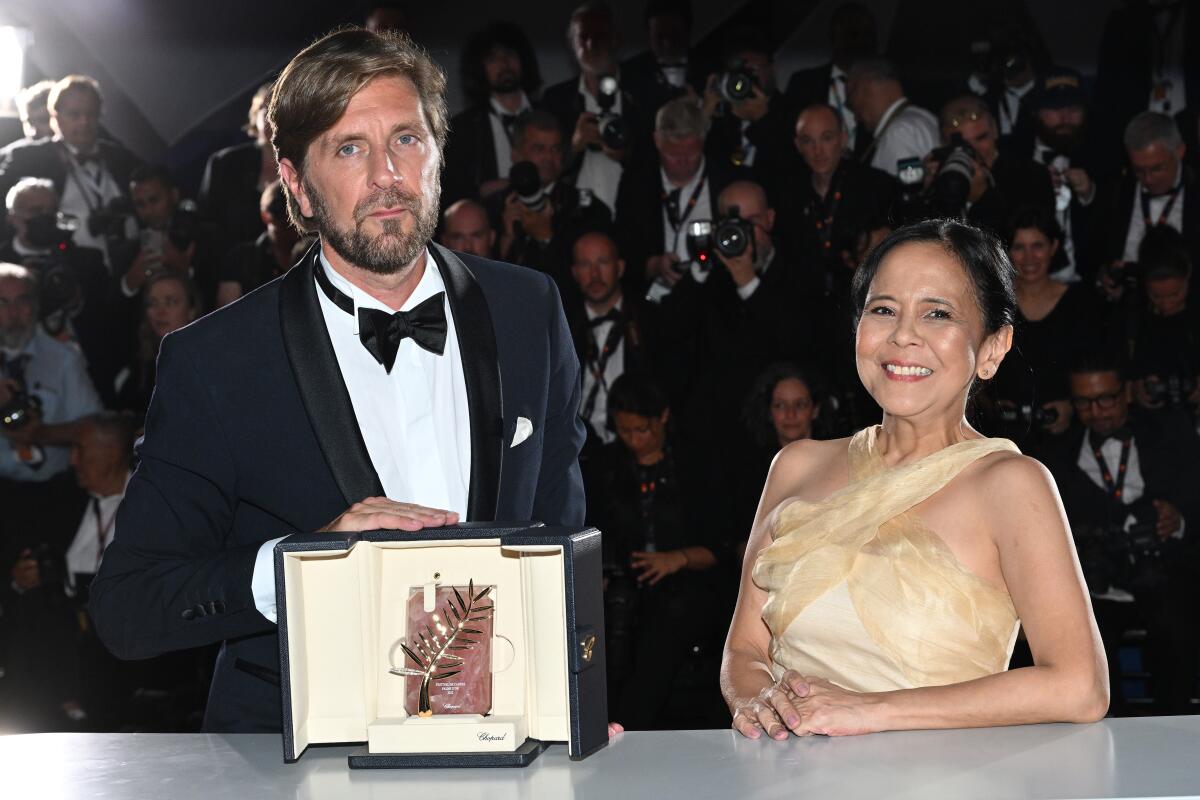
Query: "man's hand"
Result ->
[[501, 193, 524, 239], [478, 177, 510, 198], [630, 550, 687, 586], [717, 248, 758, 289], [11, 549, 41, 591], [968, 158, 991, 203], [1097, 262, 1126, 302], [161, 239, 197, 274], [122, 248, 162, 294], [646, 253, 684, 286], [1153, 499, 1183, 540], [731, 85, 770, 123], [1063, 167, 1094, 201], [1134, 376, 1163, 409], [317, 497, 459, 533], [0, 377, 17, 407], [520, 201, 555, 242], [1042, 400, 1073, 435], [572, 112, 603, 154], [0, 407, 42, 446], [701, 74, 722, 120]]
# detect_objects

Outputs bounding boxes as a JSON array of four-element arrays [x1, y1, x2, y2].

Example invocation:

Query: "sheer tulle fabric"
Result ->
[[753, 427, 1021, 690]]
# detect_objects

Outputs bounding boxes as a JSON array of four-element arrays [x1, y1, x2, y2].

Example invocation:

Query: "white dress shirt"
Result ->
[[488, 93, 532, 182], [828, 65, 859, 151], [1148, 6, 1188, 115], [581, 298, 625, 444], [869, 97, 939, 178], [574, 75, 625, 213], [1032, 138, 1082, 282], [250, 249, 472, 622], [1122, 166, 1185, 263], [65, 473, 131, 583], [660, 157, 711, 266], [997, 79, 1035, 136], [60, 143, 125, 267]]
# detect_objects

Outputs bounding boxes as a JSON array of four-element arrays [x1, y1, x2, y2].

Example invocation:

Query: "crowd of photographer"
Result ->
[[0, 0, 1198, 733]]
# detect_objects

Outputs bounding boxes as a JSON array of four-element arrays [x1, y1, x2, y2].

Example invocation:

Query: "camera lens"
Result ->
[[715, 218, 750, 258]]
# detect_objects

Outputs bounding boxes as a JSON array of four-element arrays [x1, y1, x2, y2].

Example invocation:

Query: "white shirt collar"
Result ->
[[89, 471, 133, 503], [1008, 79, 1036, 98], [875, 97, 908, 135], [318, 246, 444, 315], [830, 64, 848, 81], [585, 295, 623, 321], [489, 93, 531, 117]]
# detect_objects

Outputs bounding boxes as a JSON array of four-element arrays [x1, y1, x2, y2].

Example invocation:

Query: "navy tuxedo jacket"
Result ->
[[89, 242, 586, 732]]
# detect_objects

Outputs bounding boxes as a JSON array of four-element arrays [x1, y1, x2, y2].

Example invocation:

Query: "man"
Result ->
[[1095, 112, 1200, 294], [1007, 67, 1101, 282], [216, 181, 304, 307], [784, 2, 877, 157], [701, 25, 795, 203], [7, 81, 55, 149], [495, 111, 611, 294], [786, 103, 897, 291], [620, 0, 706, 123], [659, 180, 820, 444], [0, 76, 142, 268], [542, 2, 641, 213], [965, 23, 1041, 145], [1, 178, 126, 404], [88, 27, 586, 734], [934, 95, 1054, 235], [438, 198, 496, 259], [198, 81, 277, 256], [567, 230, 661, 453], [846, 57, 938, 179], [1045, 352, 1200, 715], [441, 22, 543, 205], [614, 97, 736, 302]]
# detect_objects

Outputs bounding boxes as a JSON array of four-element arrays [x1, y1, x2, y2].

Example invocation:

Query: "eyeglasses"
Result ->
[[946, 110, 986, 128], [1070, 391, 1123, 411]]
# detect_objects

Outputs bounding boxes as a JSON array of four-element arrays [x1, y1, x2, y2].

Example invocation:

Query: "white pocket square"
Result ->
[[511, 416, 533, 448]]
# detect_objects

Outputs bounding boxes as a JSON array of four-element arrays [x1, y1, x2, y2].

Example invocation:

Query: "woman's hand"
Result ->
[[790, 676, 885, 737], [731, 669, 810, 740], [630, 550, 687, 586]]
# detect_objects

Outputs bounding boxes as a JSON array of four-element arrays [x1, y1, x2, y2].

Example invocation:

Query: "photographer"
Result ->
[[494, 110, 612, 295], [215, 181, 302, 307], [542, 2, 643, 213], [927, 95, 1054, 234], [845, 57, 939, 179], [0, 75, 141, 270], [621, 0, 706, 123], [1095, 112, 1200, 303], [442, 22, 543, 205], [117, 165, 216, 308], [1044, 352, 1200, 715], [1, 178, 128, 406], [4, 80, 54, 151], [701, 25, 795, 202], [438, 198, 497, 259]]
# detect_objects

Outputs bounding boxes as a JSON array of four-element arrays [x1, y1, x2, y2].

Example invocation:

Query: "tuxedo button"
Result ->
[[211, 600, 226, 614], [181, 608, 196, 621]]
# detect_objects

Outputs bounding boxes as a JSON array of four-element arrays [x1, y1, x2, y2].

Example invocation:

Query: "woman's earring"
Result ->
[[981, 368, 991, 379]]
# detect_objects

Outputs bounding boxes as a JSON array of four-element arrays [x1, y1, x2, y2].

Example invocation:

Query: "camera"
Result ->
[[684, 205, 755, 268], [86, 196, 135, 241], [19, 212, 82, 324], [716, 61, 757, 103], [1076, 498, 1173, 595], [508, 160, 547, 212], [997, 402, 1060, 429], [1143, 373, 1197, 410], [925, 133, 979, 217], [166, 200, 202, 251], [594, 75, 628, 151], [0, 356, 36, 432]]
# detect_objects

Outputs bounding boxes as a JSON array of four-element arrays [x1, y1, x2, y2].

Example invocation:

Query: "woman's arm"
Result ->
[[791, 454, 1109, 735]]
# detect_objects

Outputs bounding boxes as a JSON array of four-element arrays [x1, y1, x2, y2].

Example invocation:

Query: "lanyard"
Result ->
[[1141, 183, 1182, 229], [92, 497, 117, 571], [61, 147, 108, 216], [812, 172, 844, 254], [662, 169, 707, 252], [581, 315, 625, 423], [1090, 436, 1132, 502]]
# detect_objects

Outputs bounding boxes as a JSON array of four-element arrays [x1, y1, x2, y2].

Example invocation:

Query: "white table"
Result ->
[[3, 716, 1200, 799]]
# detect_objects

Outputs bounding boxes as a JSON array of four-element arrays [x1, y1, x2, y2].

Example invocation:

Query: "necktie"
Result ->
[[314, 261, 448, 373], [665, 188, 682, 229]]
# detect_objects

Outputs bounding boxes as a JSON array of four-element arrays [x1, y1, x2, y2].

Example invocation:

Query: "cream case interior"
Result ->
[[281, 538, 570, 756]]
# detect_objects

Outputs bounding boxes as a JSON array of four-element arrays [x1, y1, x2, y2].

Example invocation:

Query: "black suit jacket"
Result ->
[[198, 141, 268, 255], [442, 104, 503, 207], [1093, 166, 1200, 275], [0, 138, 141, 228], [967, 151, 1056, 236], [89, 242, 587, 732], [784, 63, 873, 160]]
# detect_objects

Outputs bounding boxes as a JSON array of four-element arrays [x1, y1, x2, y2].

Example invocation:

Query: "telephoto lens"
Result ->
[[508, 161, 546, 212], [718, 63, 756, 103], [713, 205, 753, 258]]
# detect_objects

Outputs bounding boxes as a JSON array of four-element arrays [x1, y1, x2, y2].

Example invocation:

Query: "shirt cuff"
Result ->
[[251, 536, 287, 624], [1172, 517, 1186, 540], [737, 276, 761, 300], [120, 275, 138, 298]]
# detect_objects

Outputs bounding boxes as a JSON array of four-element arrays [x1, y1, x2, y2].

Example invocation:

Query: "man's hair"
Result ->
[[15, 80, 54, 120], [655, 96, 708, 139], [460, 21, 542, 105], [260, 180, 287, 218], [511, 110, 562, 150], [244, 80, 276, 137], [608, 372, 669, 420], [270, 26, 449, 232], [1124, 111, 1183, 152], [82, 411, 138, 467], [566, 2, 617, 59], [847, 56, 901, 85], [48, 75, 102, 114], [129, 164, 178, 190], [0, 262, 36, 290], [939, 94, 994, 131], [1068, 349, 1125, 380], [5, 177, 55, 214], [796, 102, 844, 132], [1139, 224, 1192, 281], [644, 0, 692, 26]]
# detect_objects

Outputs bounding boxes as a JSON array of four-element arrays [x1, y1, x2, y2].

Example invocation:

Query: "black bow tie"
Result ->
[[314, 262, 448, 373], [589, 308, 622, 327], [1089, 426, 1132, 450]]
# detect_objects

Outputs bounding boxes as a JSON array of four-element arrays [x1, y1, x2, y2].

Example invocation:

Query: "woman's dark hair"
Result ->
[[607, 373, 669, 422], [741, 362, 826, 448], [460, 22, 543, 106], [850, 218, 1017, 335], [1004, 204, 1062, 248]]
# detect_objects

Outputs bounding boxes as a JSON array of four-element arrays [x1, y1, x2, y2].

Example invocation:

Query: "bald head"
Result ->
[[795, 104, 848, 178], [719, 180, 768, 218], [440, 199, 495, 257]]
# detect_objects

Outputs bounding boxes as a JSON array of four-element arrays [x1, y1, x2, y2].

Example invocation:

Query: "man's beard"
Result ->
[[491, 72, 521, 94], [305, 177, 440, 275], [1036, 120, 1084, 156], [0, 323, 35, 351]]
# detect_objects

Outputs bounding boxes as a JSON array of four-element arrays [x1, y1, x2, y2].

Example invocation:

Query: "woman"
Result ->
[[113, 273, 200, 419], [987, 206, 1105, 454], [588, 374, 725, 730], [722, 219, 1107, 739]]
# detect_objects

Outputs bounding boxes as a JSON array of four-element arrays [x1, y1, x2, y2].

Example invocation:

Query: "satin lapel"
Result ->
[[430, 243, 503, 520], [278, 243, 384, 506]]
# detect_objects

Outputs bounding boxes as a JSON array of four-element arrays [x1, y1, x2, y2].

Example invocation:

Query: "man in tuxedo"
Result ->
[[1045, 353, 1200, 714], [614, 96, 737, 303], [441, 21, 543, 206], [89, 27, 586, 733], [784, 2, 877, 158], [620, 0, 706, 125], [0, 75, 142, 269]]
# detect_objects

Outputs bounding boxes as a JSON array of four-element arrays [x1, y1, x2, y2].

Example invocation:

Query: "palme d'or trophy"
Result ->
[[390, 579, 495, 717]]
